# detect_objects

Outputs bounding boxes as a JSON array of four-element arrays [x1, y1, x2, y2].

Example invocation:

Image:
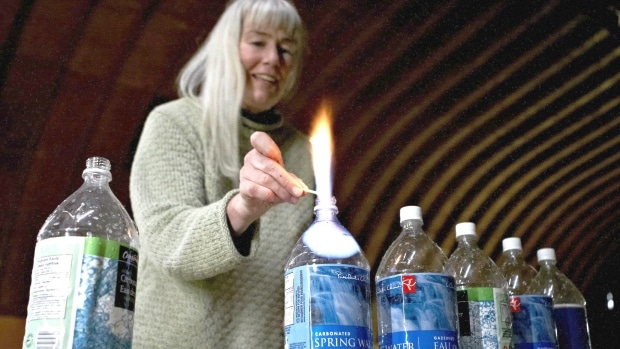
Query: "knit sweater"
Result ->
[[129, 98, 315, 348]]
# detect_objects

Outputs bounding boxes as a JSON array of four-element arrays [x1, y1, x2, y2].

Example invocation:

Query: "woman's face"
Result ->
[[239, 22, 297, 113]]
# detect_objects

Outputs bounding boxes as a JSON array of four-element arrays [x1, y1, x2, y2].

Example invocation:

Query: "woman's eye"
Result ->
[[252, 41, 265, 47], [278, 46, 292, 56]]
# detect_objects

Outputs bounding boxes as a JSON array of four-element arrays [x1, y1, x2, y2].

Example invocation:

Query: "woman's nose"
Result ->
[[263, 43, 280, 65]]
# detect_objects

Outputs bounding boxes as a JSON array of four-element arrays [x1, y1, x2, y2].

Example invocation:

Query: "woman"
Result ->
[[129, 0, 314, 347]]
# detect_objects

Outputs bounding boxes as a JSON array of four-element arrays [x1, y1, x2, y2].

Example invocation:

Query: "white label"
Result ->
[[29, 255, 73, 320], [34, 328, 63, 349], [284, 272, 295, 327]]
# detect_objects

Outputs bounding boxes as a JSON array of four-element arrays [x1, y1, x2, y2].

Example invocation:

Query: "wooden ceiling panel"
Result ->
[[0, 3, 618, 342], [0, 58, 59, 154], [118, 13, 190, 89], [15, 0, 91, 60], [85, 85, 155, 208], [0, 0, 21, 45], [68, 2, 147, 78]]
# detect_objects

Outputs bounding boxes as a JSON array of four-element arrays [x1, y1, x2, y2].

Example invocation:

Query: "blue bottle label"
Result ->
[[376, 273, 458, 349], [509, 295, 557, 349], [553, 304, 591, 349], [284, 264, 373, 349], [456, 286, 512, 349]]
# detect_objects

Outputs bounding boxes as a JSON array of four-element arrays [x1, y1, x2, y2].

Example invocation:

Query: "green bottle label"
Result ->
[[23, 236, 138, 349], [456, 286, 512, 349]]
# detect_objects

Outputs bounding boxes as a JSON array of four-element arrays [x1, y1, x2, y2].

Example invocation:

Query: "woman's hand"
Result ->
[[226, 131, 306, 235]]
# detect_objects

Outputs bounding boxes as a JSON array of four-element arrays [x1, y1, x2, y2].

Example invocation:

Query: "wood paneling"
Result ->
[[0, 2, 618, 344]]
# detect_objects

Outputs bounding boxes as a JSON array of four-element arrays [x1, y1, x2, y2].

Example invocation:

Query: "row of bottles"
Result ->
[[22, 158, 591, 349], [284, 202, 592, 349], [501, 239, 591, 349]]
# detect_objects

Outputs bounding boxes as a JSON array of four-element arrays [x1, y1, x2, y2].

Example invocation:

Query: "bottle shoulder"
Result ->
[[528, 268, 585, 304], [445, 246, 506, 288], [285, 245, 370, 269], [502, 263, 538, 295], [37, 181, 138, 244], [500, 260, 538, 276], [285, 220, 369, 270], [376, 233, 447, 277], [445, 245, 490, 268]]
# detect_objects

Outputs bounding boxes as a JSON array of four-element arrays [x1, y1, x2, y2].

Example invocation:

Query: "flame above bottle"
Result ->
[[309, 101, 334, 200]]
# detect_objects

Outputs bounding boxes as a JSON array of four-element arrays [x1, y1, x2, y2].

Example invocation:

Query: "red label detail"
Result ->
[[402, 275, 416, 294], [510, 296, 521, 313]]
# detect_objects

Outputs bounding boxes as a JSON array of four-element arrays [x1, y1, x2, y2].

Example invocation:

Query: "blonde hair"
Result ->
[[177, 0, 307, 182]]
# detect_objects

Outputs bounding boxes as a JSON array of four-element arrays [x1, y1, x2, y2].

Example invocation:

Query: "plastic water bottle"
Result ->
[[527, 248, 592, 349], [23, 157, 140, 349], [500, 237, 538, 296], [501, 238, 557, 349], [284, 196, 373, 349], [444, 222, 512, 349], [375, 206, 459, 349]]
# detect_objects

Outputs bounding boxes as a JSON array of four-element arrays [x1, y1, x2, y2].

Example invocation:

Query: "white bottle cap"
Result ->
[[537, 248, 557, 262], [400, 206, 423, 223], [455, 222, 476, 237], [502, 237, 523, 251]]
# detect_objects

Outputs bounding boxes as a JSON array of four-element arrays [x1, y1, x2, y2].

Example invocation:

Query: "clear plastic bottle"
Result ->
[[375, 206, 459, 349], [284, 196, 372, 349], [501, 238, 557, 349], [443, 222, 512, 349], [500, 237, 538, 296], [527, 248, 592, 349], [23, 157, 140, 349]]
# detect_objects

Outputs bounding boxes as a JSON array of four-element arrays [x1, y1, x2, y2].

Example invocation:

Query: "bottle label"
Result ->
[[509, 295, 557, 349], [375, 273, 459, 349], [284, 264, 373, 349], [456, 286, 512, 349], [23, 236, 139, 349], [553, 304, 591, 349]]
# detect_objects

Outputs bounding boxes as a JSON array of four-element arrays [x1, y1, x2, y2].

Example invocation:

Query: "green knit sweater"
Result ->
[[129, 98, 315, 348]]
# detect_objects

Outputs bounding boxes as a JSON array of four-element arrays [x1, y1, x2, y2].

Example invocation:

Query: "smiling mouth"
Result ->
[[254, 74, 277, 84]]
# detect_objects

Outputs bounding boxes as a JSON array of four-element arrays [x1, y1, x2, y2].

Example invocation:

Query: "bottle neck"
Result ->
[[401, 219, 423, 234], [503, 249, 524, 261], [314, 207, 338, 222], [457, 234, 478, 246], [83, 169, 112, 186], [539, 259, 557, 270], [313, 196, 339, 222]]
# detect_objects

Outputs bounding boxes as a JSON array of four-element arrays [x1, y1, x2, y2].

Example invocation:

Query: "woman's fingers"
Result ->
[[250, 131, 283, 166], [229, 132, 307, 234], [239, 158, 296, 204], [245, 132, 304, 202]]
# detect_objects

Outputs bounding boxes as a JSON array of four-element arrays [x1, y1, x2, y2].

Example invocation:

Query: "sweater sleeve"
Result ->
[[129, 103, 257, 281]]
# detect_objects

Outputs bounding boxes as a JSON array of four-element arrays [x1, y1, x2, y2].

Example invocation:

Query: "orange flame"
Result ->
[[309, 102, 334, 198]]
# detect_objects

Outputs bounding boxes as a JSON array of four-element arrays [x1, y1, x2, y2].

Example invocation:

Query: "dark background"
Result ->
[[1, 0, 619, 346]]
